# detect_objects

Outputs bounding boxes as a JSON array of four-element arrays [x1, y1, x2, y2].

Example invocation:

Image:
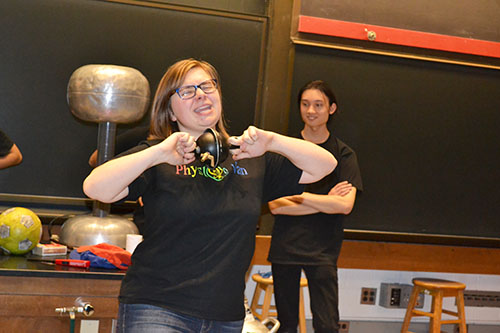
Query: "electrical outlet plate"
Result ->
[[379, 283, 424, 309], [360, 287, 377, 305], [339, 321, 350, 332], [80, 320, 99, 333]]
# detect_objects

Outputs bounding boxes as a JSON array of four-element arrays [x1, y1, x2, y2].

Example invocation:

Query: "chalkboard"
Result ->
[[0, 0, 264, 199], [290, 45, 500, 239]]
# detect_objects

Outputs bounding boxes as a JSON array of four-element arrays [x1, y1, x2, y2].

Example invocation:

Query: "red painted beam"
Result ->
[[298, 15, 500, 59]]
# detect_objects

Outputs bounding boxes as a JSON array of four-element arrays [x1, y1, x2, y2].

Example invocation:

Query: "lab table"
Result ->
[[0, 254, 125, 333]]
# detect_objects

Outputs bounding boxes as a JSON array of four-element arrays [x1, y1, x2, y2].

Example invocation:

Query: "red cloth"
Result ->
[[76, 243, 131, 270]]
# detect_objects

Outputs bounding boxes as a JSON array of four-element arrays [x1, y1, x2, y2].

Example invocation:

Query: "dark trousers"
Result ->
[[272, 263, 339, 333]]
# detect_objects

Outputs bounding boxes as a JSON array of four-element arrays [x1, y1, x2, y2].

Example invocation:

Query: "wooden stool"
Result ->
[[250, 273, 308, 333], [401, 278, 467, 333]]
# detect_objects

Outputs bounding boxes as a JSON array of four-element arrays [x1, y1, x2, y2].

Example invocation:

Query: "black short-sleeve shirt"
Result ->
[[117, 140, 305, 321], [269, 135, 363, 266], [0, 130, 14, 157]]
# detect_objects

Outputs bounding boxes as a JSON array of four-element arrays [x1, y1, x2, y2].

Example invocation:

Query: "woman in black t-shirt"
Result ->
[[83, 59, 337, 332]]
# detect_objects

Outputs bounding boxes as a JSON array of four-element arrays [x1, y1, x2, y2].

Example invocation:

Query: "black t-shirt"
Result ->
[[117, 140, 305, 321], [0, 130, 14, 157], [269, 134, 363, 266]]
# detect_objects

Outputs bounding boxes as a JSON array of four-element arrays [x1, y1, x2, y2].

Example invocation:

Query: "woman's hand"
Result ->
[[157, 132, 196, 166], [228, 126, 273, 160], [83, 132, 196, 203]]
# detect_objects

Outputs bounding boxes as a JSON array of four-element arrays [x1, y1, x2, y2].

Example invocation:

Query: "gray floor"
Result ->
[[304, 320, 500, 333]]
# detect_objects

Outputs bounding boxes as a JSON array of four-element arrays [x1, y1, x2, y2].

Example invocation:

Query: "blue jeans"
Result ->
[[116, 303, 244, 333]]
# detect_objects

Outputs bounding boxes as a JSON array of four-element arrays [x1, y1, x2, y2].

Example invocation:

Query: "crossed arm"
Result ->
[[268, 181, 357, 216]]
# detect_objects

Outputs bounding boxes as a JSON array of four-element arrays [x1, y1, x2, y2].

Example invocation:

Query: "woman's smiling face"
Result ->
[[169, 67, 222, 138]]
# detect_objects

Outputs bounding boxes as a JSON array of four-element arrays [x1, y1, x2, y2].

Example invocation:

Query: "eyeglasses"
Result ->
[[175, 79, 218, 100]]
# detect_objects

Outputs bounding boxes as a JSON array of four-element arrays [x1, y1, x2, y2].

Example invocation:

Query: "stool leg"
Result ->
[[456, 290, 467, 333], [299, 286, 306, 333], [251, 284, 264, 320], [430, 290, 443, 333], [401, 286, 420, 333], [261, 285, 274, 319]]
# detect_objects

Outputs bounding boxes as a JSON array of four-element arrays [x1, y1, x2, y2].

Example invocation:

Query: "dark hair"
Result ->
[[149, 58, 228, 140], [297, 80, 337, 110]]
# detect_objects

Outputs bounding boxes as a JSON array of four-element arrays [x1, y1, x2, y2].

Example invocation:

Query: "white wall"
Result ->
[[245, 265, 500, 325]]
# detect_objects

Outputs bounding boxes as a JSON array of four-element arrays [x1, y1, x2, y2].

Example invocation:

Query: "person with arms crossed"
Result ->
[[0, 130, 22, 170], [268, 80, 363, 333], [83, 59, 337, 333]]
